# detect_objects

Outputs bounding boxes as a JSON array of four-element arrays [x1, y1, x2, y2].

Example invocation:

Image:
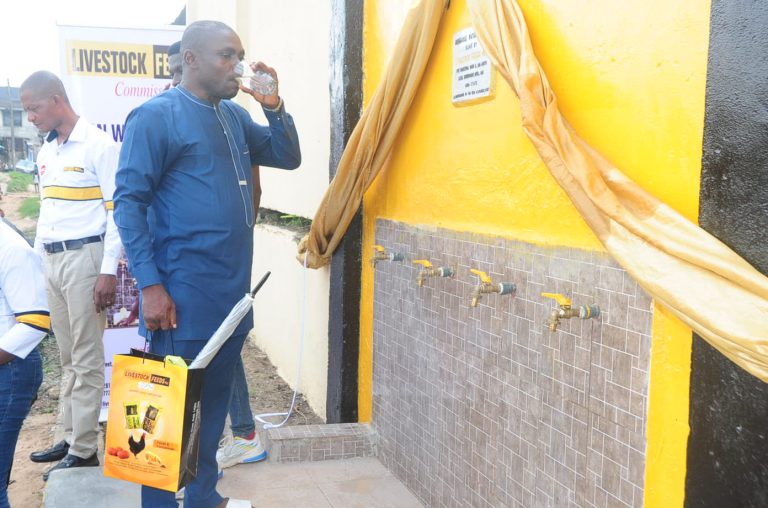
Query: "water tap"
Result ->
[[540, 293, 600, 332], [469, 269, 516, 307], [370, 245, 404, 268], [412, 260, 454, 287]]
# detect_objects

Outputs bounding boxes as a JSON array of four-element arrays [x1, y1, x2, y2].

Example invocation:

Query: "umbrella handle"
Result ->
[[250, 271, 271, 297]]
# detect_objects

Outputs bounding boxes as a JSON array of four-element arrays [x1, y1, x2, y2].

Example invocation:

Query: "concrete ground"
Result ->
[[44, 457, 424, 508]]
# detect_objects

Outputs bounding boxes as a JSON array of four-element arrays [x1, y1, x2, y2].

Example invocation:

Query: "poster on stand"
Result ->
[[58, 24, 183, 421], [101, 326, 147, 422]]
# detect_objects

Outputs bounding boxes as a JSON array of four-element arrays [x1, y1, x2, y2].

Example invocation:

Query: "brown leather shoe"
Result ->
[[30, 440, 69, 463], [42, 453, 99, 481]]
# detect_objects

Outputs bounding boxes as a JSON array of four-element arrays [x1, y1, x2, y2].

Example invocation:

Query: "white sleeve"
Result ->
[[0, 244, 50, 358]]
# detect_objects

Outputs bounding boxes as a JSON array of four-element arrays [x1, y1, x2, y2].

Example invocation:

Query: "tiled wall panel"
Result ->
[[372, 220, 653, 508]]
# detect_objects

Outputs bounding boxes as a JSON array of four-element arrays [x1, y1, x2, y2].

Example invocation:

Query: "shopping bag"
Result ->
[[103, 349, 204, 492]]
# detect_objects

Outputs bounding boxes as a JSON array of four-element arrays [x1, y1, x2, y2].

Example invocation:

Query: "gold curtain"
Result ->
[[297, 0, 449, 269], [298, 0, 768, 381], [466, 0, 768, 381]]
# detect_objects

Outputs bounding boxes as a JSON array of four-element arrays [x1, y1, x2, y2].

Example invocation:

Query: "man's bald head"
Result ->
[[178, 20, 244, 102], [20, 70, 78, 135], [20, 71, 69, 104], [181, 20, 236, 54]]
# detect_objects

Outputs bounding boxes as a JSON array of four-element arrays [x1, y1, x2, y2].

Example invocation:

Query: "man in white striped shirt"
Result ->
[[20, 71, 122, 479], [0, 219, 49, 506]]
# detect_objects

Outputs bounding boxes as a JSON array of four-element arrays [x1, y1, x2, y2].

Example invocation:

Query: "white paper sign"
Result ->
[[452, 27, 492, 104]]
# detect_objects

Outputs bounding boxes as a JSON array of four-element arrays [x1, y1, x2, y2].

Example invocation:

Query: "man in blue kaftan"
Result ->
[[114, 20, 301, 508]]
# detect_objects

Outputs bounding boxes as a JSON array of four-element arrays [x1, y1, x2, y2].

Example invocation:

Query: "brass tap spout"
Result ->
[[470, 285, 485, 308], [371, 251, 388, 268], [548, 308, 560, 332], [541, 293, 600, 331], [469, 269, 515, 307], [417, 267, 435, 287], [370, 245, 404, 268], [412, 260, 454, 287], [547, 306, 579, 331]]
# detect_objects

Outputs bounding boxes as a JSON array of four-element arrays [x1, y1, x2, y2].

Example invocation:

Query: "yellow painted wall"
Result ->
[[646, 303, 694, 508], [359, 0, 710, 506]]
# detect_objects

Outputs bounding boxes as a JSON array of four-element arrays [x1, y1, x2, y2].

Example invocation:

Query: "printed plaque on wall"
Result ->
[[452, 27, 494, 105]]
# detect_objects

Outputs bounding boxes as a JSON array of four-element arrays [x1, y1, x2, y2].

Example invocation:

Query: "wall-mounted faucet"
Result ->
[[412, 260, 454, 287], [540, 293, 600, 332], [370, 245, 404, 267], [469, 269, 516, 307]]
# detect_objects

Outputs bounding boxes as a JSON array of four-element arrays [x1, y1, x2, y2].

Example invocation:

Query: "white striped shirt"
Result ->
[[0, 221, 49, 358], [34, 118, 122, 275]]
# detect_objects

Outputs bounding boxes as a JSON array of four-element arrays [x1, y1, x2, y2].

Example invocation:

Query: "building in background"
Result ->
[[0, 86, 42, 168]]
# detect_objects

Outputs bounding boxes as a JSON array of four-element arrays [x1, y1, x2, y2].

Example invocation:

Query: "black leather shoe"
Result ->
[[42, 453, 99, 481], [30, 440, 70, 463]]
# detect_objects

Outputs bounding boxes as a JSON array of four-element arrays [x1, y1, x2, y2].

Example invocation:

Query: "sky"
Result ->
[[1, 0, 186, 87]]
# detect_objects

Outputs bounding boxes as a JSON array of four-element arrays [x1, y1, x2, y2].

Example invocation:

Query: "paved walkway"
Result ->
[[44, 457, 424, 507]]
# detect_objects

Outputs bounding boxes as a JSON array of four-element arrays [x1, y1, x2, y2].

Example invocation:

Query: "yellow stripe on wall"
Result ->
[[645, 304, 692, 508], [43, 186, 103, 201]]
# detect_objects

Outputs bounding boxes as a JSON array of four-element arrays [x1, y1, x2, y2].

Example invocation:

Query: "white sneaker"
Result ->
[[216, 434, 267, 469]]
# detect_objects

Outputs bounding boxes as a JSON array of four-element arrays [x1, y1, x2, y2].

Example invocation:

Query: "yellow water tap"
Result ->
[[541, 292, 572, 308], [370, 245, 404, 268], [412, 259, 454, 287], [470, 269, 516, 307], [541, 292, 600, 332]]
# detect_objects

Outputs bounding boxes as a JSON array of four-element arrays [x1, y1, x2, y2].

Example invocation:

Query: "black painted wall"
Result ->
[[687, 1, 768, 506], [326, 0, 364, 424]]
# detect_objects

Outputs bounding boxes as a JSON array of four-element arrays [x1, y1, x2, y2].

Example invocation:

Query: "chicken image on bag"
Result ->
[[128, 431, 146, 458]]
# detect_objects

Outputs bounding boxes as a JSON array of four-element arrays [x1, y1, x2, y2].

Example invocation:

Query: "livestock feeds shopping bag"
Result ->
[[104, 349, 203, 492]]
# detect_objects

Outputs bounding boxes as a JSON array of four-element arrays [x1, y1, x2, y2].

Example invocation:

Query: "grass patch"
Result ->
[[258, 208, 312, 237], [279, 214, 312, 229], [6, 171, 32, 192], [18, 197, 40, 219], [39, 335, 59, 376]]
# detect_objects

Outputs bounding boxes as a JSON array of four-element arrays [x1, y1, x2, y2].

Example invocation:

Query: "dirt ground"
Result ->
[[2, 176, 323, 506], [0, 183, 38, 238]]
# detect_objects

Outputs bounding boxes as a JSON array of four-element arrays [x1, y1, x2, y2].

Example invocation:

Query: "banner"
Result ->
[[101, 326, 147, 422], [58, 24, 183, 420], [58, 24, 183, 144]]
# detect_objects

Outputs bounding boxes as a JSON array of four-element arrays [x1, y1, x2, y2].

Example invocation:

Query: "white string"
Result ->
[[253, 252, 308, 429]]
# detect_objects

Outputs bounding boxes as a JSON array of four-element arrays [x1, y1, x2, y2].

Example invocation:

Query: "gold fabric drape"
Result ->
[[296, 0, 449, 269], [298, 0, 768, 380], [467, 0, 768, 381]]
